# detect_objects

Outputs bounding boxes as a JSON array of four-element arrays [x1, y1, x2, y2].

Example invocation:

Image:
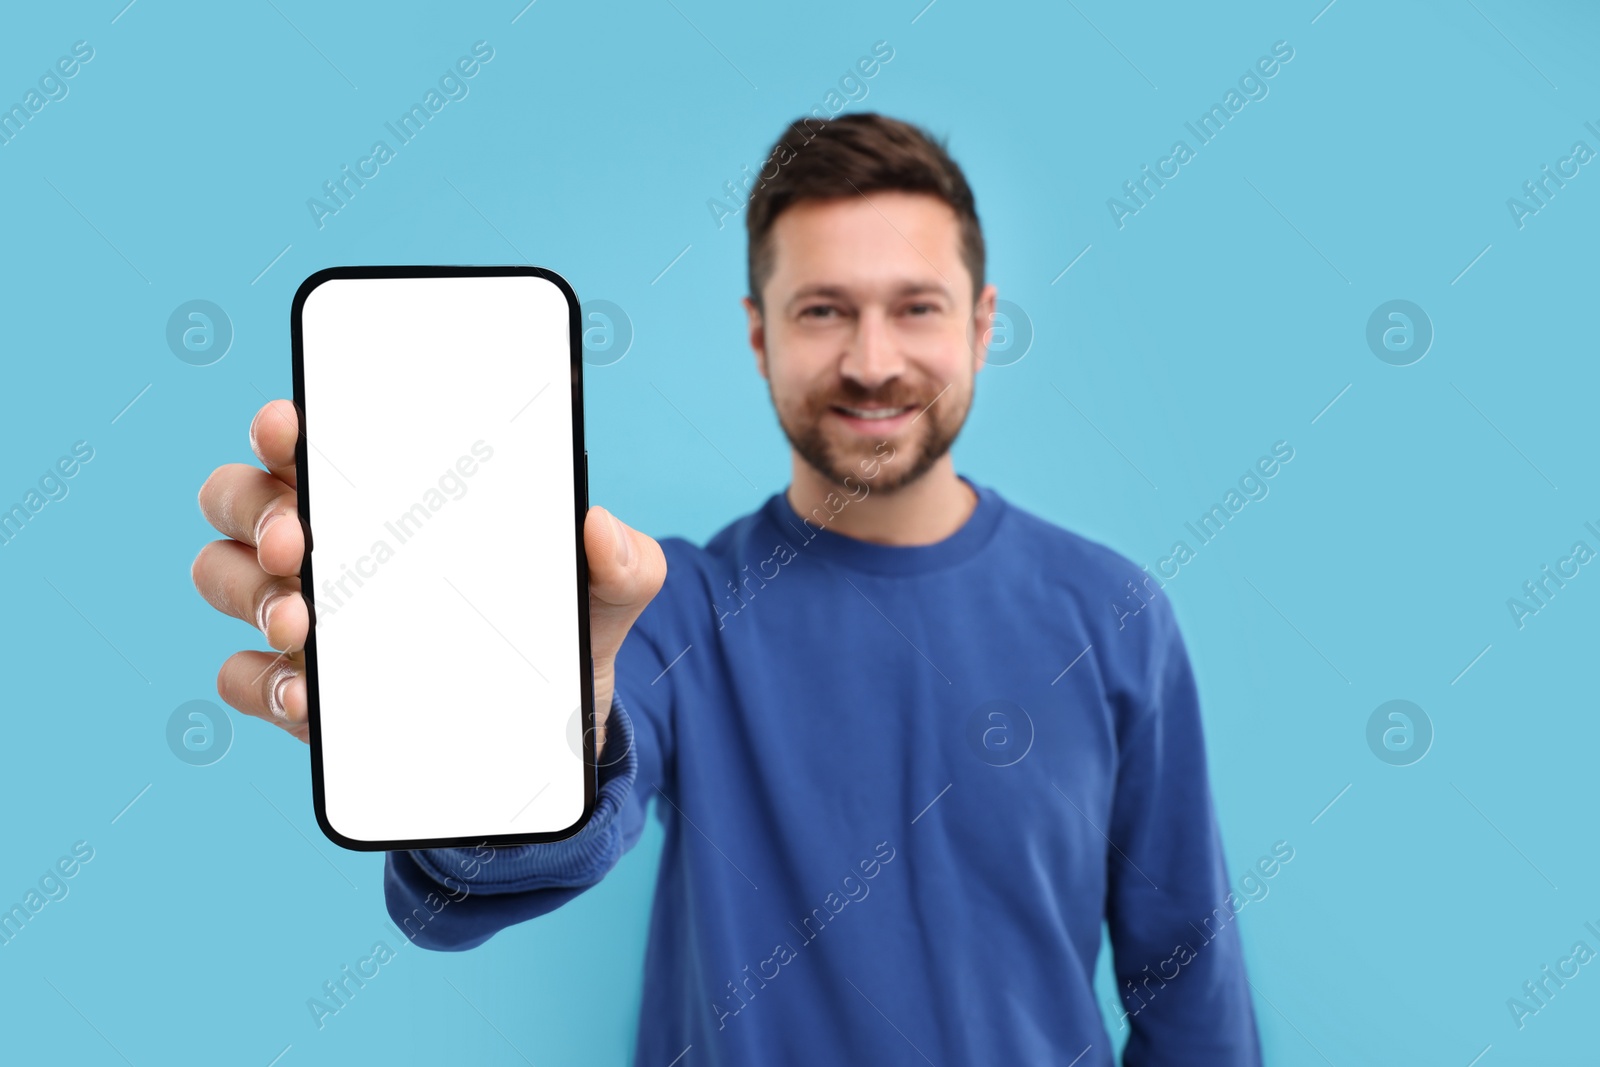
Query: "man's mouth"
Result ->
[[832, 404, 914, 420], [828, 403, 918, 434]]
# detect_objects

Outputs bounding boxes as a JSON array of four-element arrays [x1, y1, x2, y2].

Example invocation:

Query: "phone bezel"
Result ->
[[289, 264, 595, 852]]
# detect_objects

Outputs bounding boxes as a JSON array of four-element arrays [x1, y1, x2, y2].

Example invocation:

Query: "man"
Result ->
[[192, 112, 1261, 1064]]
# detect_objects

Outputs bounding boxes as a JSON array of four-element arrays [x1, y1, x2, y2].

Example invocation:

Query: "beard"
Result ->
[[772, 376, 971, 495]]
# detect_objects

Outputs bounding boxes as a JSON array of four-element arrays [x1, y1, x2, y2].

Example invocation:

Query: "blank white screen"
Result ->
[[299, 273, 585, 846]]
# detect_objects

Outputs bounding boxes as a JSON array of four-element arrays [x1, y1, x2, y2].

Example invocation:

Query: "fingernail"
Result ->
[[609, 511, 633, 566], [257, 589, 290, 642], [268, 665, 295, 721], [255, 508, 284, 547]]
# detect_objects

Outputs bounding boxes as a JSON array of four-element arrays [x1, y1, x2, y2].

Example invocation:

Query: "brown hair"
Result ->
[[744, 112, 985, 312]]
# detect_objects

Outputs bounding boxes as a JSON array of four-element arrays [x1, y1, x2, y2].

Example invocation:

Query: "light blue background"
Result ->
[[2, 1, 1596, 1063]]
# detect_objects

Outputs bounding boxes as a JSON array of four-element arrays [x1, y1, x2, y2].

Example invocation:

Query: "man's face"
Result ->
[[745, 191, 997, 495]]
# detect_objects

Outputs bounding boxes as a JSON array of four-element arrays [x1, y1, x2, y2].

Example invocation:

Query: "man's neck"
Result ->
[[786, 454, 978, 547]]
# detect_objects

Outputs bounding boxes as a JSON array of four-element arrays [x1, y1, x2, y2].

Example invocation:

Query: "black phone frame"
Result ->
[[289, 264, 594, 852]]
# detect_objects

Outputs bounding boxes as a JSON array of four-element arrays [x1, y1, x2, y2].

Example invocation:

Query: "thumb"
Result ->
[[584, 505, 666, 661]]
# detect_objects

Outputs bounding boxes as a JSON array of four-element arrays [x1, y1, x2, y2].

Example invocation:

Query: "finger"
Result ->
[[584, 506, 659, 606], [192, 539, 309, 652], [584, 505, 666, 660], [250, 398, 300, 489], [197, 463, 303, 577], [217, 649, 309, 743]]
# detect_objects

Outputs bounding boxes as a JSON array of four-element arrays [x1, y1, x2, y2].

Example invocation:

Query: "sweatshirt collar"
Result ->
[[763, 473, 1005, 576]]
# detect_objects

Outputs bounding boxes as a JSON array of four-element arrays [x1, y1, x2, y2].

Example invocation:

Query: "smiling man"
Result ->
[[192, 112, 1260, 1064]]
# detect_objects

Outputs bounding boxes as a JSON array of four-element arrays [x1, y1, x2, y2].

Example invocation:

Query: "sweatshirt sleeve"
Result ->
[[387, 671, 668, 953], [1104, 598, 1262, 1066], [383, 540, 686, 952]]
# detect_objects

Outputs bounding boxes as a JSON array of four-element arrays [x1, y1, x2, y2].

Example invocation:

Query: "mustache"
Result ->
[[815, 383, 925, 410]]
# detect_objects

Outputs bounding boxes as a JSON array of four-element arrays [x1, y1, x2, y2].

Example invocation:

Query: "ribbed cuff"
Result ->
[[407, 689, 639, 896]]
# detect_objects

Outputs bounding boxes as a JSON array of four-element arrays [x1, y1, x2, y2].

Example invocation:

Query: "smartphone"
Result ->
[[290, 265, 593, 851]]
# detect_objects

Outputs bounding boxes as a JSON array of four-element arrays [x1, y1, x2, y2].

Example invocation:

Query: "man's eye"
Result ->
[[905, 303, 936, 316], [801, 305, 837, 319]]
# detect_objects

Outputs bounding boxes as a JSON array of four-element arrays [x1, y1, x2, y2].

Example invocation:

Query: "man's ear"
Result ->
[[743, 295, 768, 380], [970, 282, 999, 373]]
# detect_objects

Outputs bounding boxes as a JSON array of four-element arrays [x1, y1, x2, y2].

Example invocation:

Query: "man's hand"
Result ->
[[191, 398, 666, 759]]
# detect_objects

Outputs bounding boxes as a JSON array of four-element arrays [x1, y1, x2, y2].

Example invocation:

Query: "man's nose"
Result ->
[[840, 307, 903, 388]]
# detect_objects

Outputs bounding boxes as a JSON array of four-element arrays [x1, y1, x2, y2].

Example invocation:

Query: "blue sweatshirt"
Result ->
[[385, 475, 1262, 1065]]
